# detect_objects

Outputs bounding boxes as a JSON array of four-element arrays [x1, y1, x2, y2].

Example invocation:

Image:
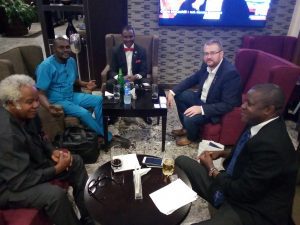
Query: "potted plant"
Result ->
[[0, 0, 37, 36]]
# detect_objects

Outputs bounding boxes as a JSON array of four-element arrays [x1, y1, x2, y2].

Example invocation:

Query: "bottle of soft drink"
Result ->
[[117, 68, 125, 95], [124, 81, 131, 105]]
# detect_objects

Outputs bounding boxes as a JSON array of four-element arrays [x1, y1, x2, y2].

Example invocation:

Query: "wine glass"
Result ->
[[69, 33, 82, 80]]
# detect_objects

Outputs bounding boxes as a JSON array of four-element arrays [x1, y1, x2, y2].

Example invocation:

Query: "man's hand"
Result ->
[[125, 74, 136, 82], [86, 80, 97, 91], [51, 149, 70, 163], [184, 106, 202, 117], [48, 104, 64, 117], [167, 91, 175, 108], [198, 151, 214, 170], [54, 151, 73, 174]]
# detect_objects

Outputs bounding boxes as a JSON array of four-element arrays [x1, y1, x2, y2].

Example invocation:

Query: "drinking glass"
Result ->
[[162, 151, 175, 177], [151, 84, 159, 100], [113, 84, 121, 102]]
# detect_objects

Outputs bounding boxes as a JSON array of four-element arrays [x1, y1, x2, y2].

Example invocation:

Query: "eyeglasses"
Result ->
[[87, 176, 121, 203], [203, 50, 222, 57]]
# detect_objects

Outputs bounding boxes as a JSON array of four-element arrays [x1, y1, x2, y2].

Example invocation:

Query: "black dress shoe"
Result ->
[[143, 117, 152, 125]]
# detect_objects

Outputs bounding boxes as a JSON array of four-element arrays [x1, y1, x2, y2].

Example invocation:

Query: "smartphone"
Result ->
[[142, 156, 162, 167]]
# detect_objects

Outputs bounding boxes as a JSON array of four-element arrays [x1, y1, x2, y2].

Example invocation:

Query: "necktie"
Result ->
[[124, 47, 134, 52], [226, 129, 251, 176], [212, 129, 251, 208]]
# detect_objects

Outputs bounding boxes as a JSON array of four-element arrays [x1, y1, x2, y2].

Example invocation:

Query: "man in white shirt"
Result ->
[[167, 39, 242, 146]]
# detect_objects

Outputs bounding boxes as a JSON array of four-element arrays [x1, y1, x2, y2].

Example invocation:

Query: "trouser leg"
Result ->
[[176, 155, 243, 225], [175, 155, 212, 201], [191, 202, 243, 225], [183, 114, 210, 141], [57, 155, 90, 220], [6, 183, 81, 225]]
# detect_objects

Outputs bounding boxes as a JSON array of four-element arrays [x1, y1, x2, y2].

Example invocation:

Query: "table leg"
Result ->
[[162, 115, 167, 151], [103, 116, 109, 151]]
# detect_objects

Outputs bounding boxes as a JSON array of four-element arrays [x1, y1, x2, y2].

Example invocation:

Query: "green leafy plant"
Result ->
[[0, 0, 37, 27]]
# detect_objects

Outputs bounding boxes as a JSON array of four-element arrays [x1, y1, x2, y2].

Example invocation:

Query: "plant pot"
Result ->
[[4, 19, 29, 36]]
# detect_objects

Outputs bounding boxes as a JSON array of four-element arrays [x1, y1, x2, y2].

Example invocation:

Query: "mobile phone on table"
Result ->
[[142, 156, 162, 168]]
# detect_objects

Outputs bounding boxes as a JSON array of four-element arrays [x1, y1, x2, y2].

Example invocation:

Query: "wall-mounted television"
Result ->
[[159, 0, 272, 27]]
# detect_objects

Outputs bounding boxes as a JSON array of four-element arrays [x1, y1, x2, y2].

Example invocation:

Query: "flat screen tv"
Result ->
[[159, 0, 271, 27]]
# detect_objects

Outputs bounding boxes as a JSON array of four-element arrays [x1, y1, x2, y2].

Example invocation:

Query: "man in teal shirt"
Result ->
[[36, 37, 112, 141]]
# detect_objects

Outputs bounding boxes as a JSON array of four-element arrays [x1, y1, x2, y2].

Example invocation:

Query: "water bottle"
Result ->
[[124, 81, 131, 105]]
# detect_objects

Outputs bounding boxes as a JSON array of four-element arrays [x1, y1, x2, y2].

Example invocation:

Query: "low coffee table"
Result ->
[[84, 155, 191, 225], [103, 88, 168, 151]]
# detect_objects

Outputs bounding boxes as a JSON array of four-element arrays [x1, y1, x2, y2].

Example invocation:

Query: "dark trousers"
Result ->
[[3, 155, 89, 225], [174, 90, 210, 141], [175, 155, 243, 225]]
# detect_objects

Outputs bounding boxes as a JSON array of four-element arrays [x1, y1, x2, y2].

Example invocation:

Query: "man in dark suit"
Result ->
[[167, 39, 242, 146], [108, 25, 148, 87], [176, 83, 298, 225], [107, 25, 151, 124]]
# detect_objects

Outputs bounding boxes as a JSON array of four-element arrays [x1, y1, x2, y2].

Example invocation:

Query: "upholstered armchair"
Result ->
[[201, 49, 300, 145], [100, 33, 159, 90], [242, 35, 298, 62]]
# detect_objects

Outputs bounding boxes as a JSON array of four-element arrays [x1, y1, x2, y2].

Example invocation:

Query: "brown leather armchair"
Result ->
[[100, 33, 159, 90]]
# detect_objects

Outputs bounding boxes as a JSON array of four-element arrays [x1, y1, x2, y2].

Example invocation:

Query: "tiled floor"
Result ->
[[1, 23, 300, 224]]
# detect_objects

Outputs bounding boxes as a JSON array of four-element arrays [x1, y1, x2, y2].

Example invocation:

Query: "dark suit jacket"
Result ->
[[213, 118, 298, 225], [172, 59, 242, 123], [109, 43, 147, 79]]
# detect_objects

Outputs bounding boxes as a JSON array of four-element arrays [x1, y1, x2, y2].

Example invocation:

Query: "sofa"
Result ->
[[201, 49, 300, 145]]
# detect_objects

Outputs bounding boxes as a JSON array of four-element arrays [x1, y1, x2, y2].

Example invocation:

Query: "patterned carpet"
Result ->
[[85, 105, 299, 225]]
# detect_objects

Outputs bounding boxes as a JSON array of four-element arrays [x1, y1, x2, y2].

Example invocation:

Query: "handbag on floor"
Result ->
[[53, 126, 99, 164]]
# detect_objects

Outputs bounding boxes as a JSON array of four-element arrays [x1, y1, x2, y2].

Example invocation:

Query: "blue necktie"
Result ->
[[212, 129, 251, 208], [226, 129, 251, 175]]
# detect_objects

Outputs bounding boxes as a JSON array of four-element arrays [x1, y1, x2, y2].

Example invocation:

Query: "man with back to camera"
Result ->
[[176, 83, 298, 225], [0, 74, 95, 225], [107, 25, 152, 125], [36, 37, 112, 142], [167, 39, 242, 146]]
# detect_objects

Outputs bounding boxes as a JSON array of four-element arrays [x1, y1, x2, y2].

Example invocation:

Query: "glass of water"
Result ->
[[151, 84, 159, 100]]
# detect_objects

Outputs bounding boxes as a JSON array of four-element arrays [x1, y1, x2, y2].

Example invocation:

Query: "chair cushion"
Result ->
[[0, 211, 5, 225], [2, 208, 51, 225]]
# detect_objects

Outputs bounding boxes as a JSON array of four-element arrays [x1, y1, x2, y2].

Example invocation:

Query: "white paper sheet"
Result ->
[[149, 179, 198, 215], [112, 153, 141, 173]]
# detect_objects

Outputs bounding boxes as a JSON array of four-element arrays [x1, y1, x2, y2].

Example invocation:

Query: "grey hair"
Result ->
[[204, 39, 223, 51], [0, 74, 35, 108]]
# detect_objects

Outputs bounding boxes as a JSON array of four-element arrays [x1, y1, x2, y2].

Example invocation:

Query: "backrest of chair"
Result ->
[[0, 47, 29, 76], [105, 34, 159, 75], [235, 49, 300, 108], [0, 45, 43, 80], [242, 35, 297, 61]]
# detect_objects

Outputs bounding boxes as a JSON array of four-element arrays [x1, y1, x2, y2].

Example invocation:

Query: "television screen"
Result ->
[[159, 0, 271, 27]]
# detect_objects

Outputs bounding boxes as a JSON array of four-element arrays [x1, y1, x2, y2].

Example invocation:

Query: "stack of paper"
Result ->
[[149, 179, 198, 215], [198, 140, 224, 170], [112, 153, 141, 173]]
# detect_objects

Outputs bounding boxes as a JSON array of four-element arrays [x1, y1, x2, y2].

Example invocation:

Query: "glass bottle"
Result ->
[[66, 17, 78, 38], [117, 68, 125, 95]]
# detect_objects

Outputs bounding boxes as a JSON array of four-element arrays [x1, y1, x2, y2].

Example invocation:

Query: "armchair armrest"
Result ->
[[101, 64, 110, 83], [152, 66, 159, 84], [101, 64, 110, 92]]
